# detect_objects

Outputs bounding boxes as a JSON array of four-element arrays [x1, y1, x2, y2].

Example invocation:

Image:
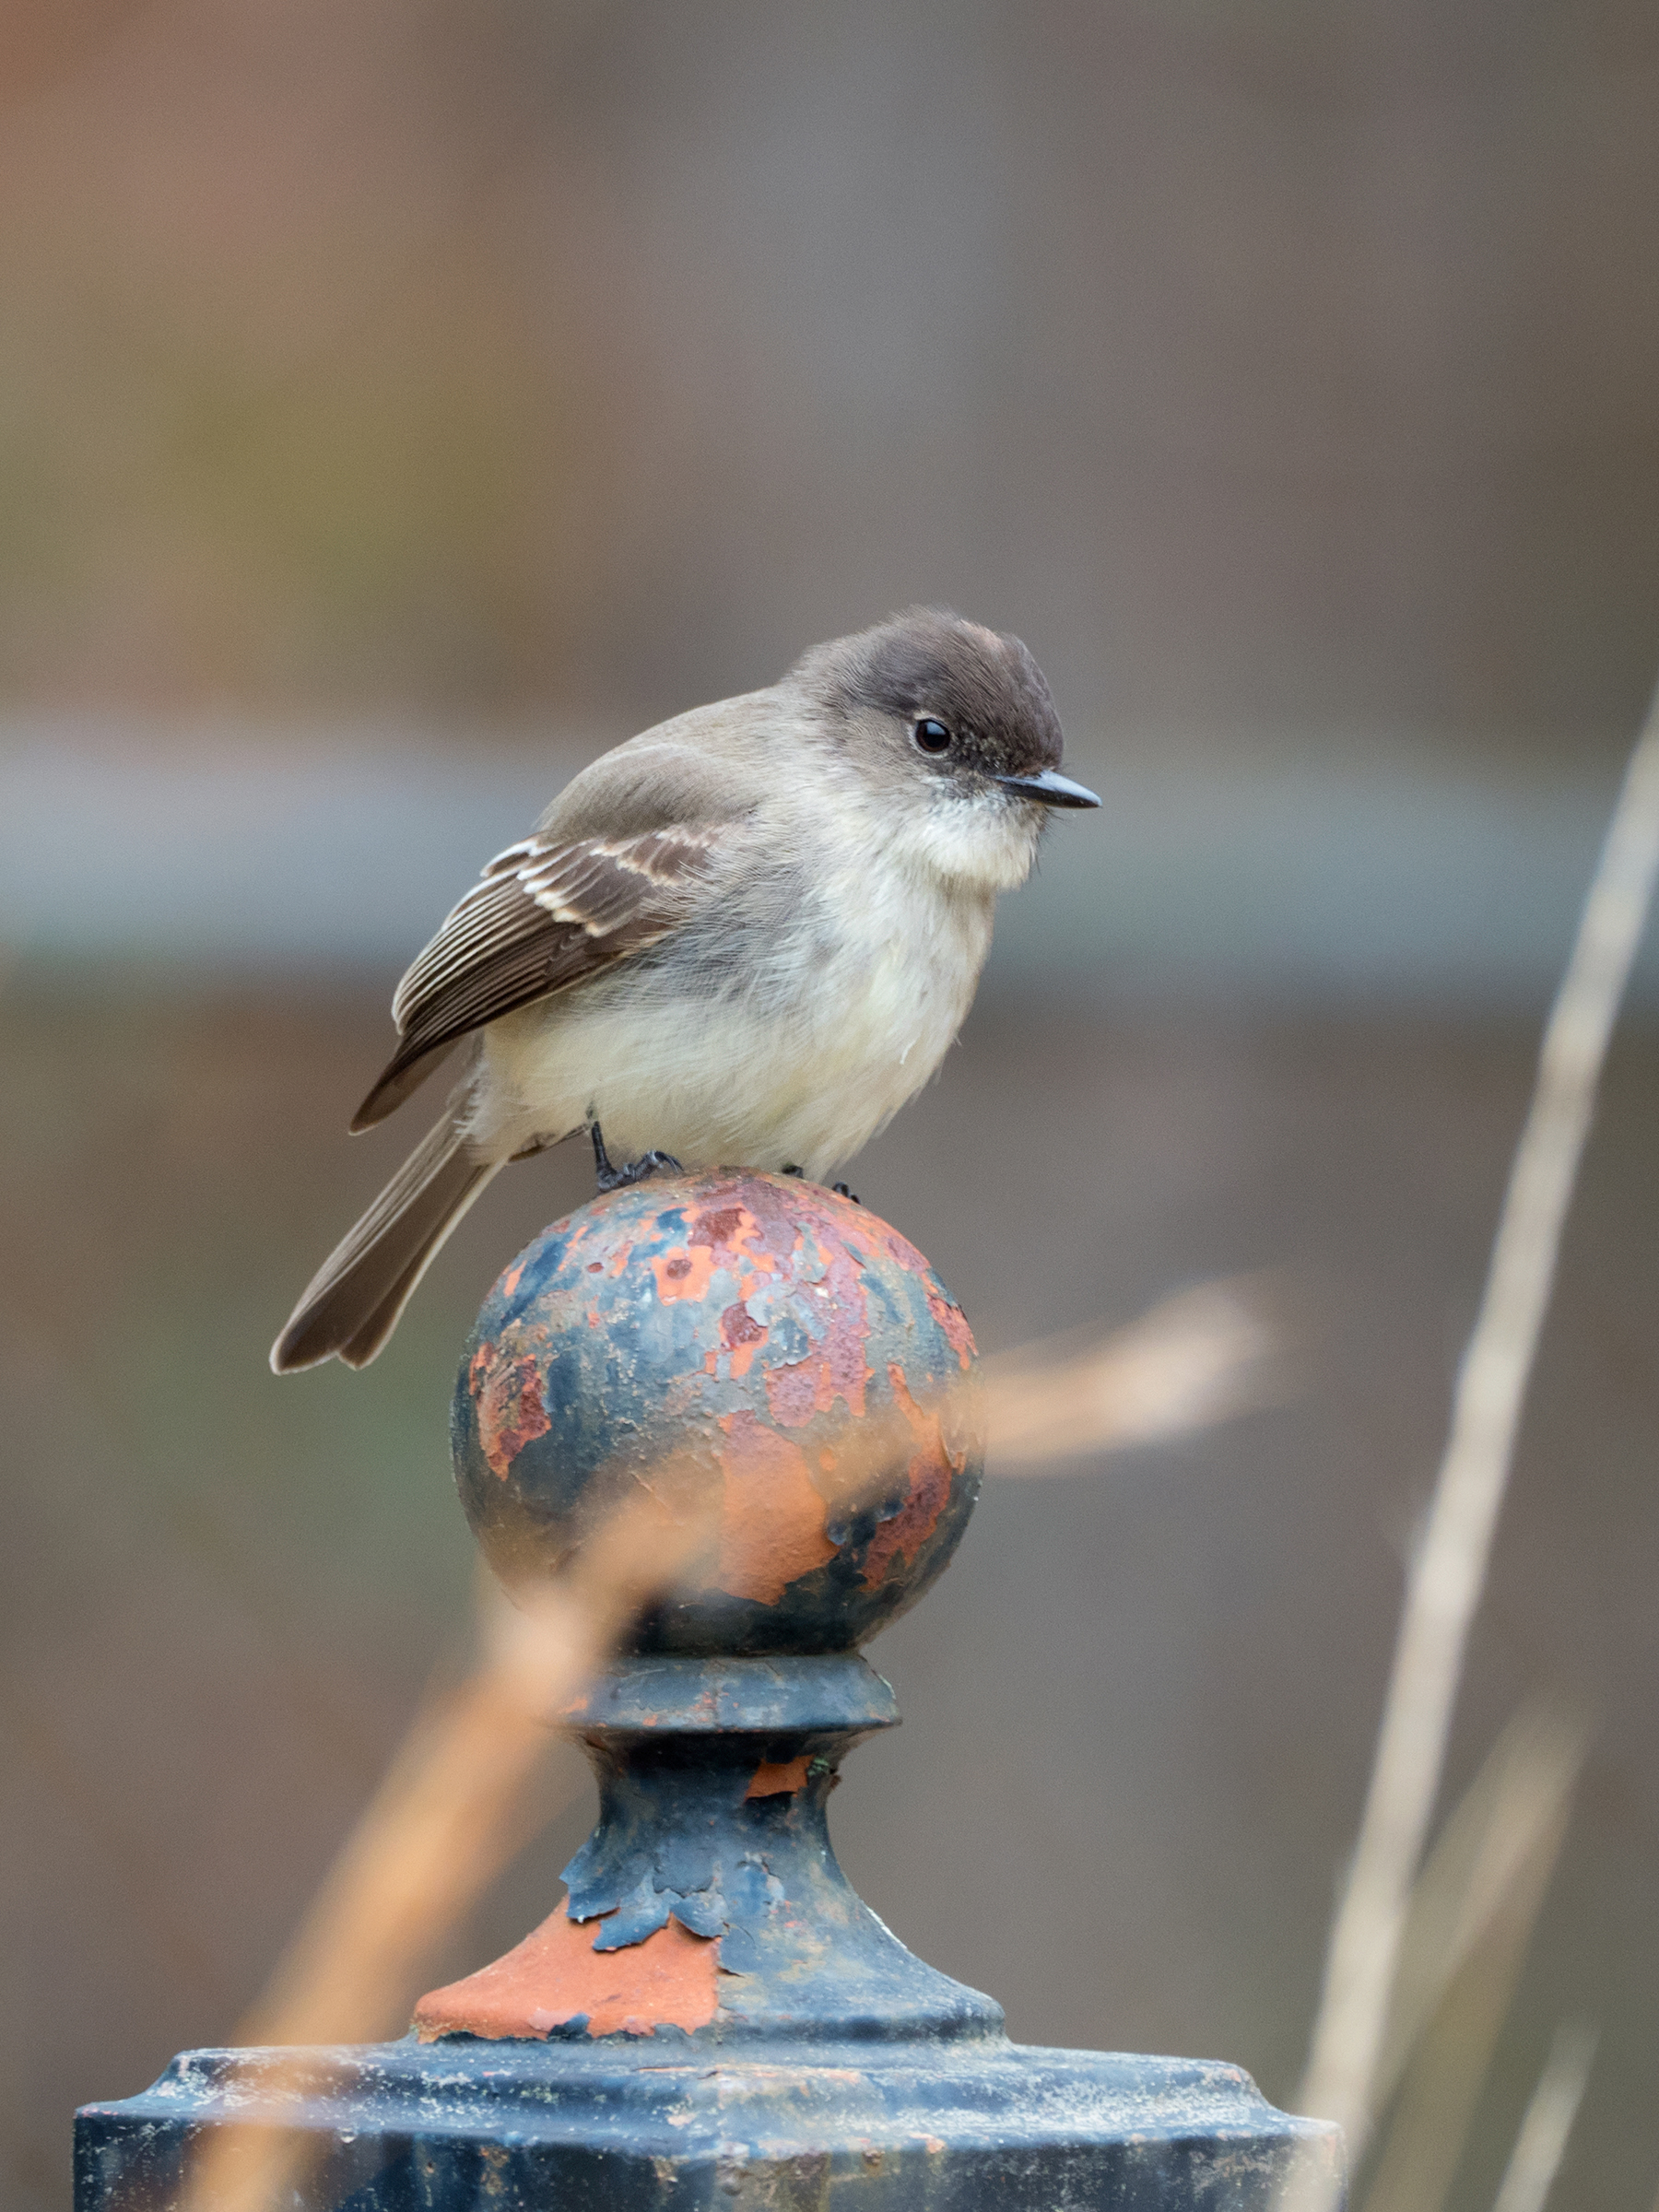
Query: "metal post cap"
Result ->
[[453, 1170, 984, 1653]]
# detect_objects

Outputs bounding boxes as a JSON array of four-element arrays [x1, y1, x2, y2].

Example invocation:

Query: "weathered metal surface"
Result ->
[[453, 1172, 983, 1653], [76, 1657, 1341, 2207], [75, 1181, 1344, 2208], [76, 2038, 1341, 2210], [416, 1655, 995, 2044]]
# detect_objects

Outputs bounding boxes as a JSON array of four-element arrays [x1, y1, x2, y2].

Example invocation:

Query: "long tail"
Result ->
[[271, 1092, 500, 1373]]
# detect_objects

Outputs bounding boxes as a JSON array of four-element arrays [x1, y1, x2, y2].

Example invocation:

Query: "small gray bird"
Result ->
[[272, 608, 1098, 1371]]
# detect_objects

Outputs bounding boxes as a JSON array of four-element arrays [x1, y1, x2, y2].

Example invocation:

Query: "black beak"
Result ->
[[994, 768, 1101, 809]]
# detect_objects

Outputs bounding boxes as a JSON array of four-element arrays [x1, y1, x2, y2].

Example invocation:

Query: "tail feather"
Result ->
[[271, 1097, 500, 1372]]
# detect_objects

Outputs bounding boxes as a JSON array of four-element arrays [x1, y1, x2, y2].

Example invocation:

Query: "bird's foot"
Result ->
[[591, 1121, 682, 1194], [781, 1162, 858, 1204], [831, 1182, 862, 1205]]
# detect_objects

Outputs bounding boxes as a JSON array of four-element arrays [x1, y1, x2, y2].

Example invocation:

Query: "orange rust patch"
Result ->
[[414, 1903, 719, 2041], [762, 1230, 872, 1427], [719, 1300, 768, 1379], [924, 1282, 977, 1371], [688, 1202, 776, 1272], [841, 1210, 933, 1278], [860, 1363, 955, 1587], [713, 1412, 838, 1602], [745, 1755, 812, 1798], [467, 1341, 493, 1395], [650, 1246, 716, 1303], [814, 1197, 974, 1370], [689, 1205, 747, 1249], [477, 1356, 552, 1477], [500, 1261, 525, 1299]]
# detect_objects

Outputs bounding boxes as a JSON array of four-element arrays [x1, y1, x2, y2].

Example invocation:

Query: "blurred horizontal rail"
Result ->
[[3, 727, 1653, 1011]]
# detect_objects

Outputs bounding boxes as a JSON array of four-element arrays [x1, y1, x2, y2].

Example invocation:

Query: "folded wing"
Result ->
[[351, 823, 724, 1130]]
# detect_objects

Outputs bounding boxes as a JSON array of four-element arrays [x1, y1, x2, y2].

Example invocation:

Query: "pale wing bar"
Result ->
[[352, 826, 722, 1132]]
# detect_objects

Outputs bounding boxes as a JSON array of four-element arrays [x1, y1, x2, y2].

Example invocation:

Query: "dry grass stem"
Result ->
[[1298, 698, 1659, 2167], [983, 1275, 1290, 1469], [1371, 1701, 1588, 2116], [1488, 2019, 1597, 2212], [1356, 1782, 1574, 2212], [182, 1488, 720, 2212]]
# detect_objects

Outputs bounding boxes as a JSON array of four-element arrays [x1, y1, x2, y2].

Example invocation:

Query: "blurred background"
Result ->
[[3, 3, 1658, 2206]]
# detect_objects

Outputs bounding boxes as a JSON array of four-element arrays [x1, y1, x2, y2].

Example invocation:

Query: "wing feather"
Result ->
[[352, 822, 724, 1131]]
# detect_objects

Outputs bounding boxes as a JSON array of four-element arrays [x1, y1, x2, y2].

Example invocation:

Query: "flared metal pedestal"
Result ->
[[76, 1655, 1340, 2210]]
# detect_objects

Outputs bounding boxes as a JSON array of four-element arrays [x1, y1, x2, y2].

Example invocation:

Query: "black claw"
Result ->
[[591, 1120, 617, 1183], [592, 1121, 682, 1194], [782, 1163, 804, 1177]]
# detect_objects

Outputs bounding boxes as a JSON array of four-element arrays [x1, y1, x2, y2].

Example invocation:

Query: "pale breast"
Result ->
[[474, 859, 995, 1181]]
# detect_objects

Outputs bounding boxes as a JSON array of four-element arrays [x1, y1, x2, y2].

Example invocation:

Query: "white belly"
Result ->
[[473, 872, 995, 1182]]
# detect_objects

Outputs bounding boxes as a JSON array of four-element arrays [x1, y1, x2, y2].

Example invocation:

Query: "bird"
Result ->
[[271, 607, 1099, 1372]]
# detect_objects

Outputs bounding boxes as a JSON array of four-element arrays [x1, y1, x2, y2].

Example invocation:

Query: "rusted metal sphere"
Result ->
[[453, 1170, 983, 1653], [82, 1180, 1340, 2212]]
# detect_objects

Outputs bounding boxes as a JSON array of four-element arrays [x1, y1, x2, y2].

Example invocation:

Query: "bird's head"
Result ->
[[792, 607, 1098, 888]]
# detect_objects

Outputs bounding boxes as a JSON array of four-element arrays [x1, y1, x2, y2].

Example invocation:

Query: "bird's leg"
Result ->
[[591, 1120, 682, 1194]]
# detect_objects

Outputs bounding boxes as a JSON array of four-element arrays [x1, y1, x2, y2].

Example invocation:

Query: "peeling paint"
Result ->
[[840, 1210, 933, 1279], [476, 1356, 552, 1478], [719, 1300, 768, 1380], [860, 1365, 955, 1587], [714, 1414, 838, 1603], [744, 1756, 813, 1799], [414, 1902, 720, 2041], [923, 1283, 976, 1371], [88, 1641, 1344, 2206], [688, 1206, 749, 1253], [451, 1170, 985, 1653], [650, 1246, 716, 1304]]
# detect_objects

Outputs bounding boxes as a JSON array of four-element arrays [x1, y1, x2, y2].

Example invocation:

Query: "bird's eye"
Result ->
[[913, 718, 952, 754]]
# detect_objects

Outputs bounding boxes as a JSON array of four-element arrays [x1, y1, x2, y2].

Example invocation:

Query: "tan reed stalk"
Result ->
[[983, 1275, 1289, 1469], [1488, 2019, 1597, 2212], [181, 1487, 722, 2212], [1355, 1738, 1578, 2212], [1297, 688, 1659, 2172], [1371, 1700, 1587, 2118]]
